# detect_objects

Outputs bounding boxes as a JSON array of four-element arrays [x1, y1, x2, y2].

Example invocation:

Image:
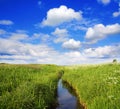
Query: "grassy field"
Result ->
[[0, 64, 60, 109], [62, 64, 120, 109], [0, 63, 120, 109]]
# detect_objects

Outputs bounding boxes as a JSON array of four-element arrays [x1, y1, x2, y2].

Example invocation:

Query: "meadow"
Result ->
[[0, 63, 120, 109], [62, 63, 120, 109], [0, 64, 60, 109]]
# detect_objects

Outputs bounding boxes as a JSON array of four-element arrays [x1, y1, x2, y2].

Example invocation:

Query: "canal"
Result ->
[[56, 79, 84, 109]]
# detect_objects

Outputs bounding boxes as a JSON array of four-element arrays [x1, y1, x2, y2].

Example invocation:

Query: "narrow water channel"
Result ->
[[56, 79, 84, 109]]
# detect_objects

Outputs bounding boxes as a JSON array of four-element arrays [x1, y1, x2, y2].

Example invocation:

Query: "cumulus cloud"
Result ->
[[0, 35, 120, 64], [41, 5, 82, 26], [2, 30, 51, 44], [97, 0, 111, 5], [0, 37, 58, 58], [52, 28, 68, 37], [83, 45, 120, 58], [0, 29, 53, 57], [0, 20, 13, 25], [0, 30, 60, 64], [85, 23, 120, 43], [62, 39, 81, 50], [52, 28, 69, 43], [0, 29, 120, 65], [52, 29, 82, 50]]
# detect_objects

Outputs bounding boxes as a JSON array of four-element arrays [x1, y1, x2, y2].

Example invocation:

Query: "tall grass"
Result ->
[[63, 64, 120, 109], [0, 64, 59, 109], [1, 63, 120, 109]]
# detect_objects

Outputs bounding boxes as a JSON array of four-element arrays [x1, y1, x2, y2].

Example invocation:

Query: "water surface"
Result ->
[[56, 79, 84, 109]]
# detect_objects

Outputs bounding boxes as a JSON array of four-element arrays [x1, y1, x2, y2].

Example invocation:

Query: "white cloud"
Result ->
[[9, 33, 29, 41], [85, 23, 120, 43], [41, 5, 82, 26], [62, 39, 81, 50], [52, 28, 68, 37], [0, 30, 54, 57], [31, 33, 51, 43], [97, 0, 111, 5], [113, 2, 120, 17], [0, 29, 120, 65], [113, 11, 120, 17], [61, 51, 86, 64], [0, 36, 120, 65], [0, 37, 57, 57], [54, 37, 69, 43], [0, 20, 13, 25], [64, 51, 82, 58], [0, 38, 22, 55], [0, 37, 63, 64], [64, 18, 100, 32], [83, 45, 120, 58], [52, 28, 69, 43], [7, 31, 51, 43]]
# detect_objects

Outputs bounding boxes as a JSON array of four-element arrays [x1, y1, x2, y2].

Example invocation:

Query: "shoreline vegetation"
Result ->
[[62, 80, 85, 109], [0, 64, 60, 109], [0, 63, 120, 109], [62, 63, 120, 109]]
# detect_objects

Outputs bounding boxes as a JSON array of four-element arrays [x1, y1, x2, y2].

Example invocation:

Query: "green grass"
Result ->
[[0, 64, 60, 109], [62, 64, 120, 109], [1, 63, 120, 109]]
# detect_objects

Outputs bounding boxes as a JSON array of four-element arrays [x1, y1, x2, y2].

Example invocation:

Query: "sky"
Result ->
[[0, 0, 120, 65]]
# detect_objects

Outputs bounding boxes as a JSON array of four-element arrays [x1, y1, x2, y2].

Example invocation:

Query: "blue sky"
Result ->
[[0, 0, 120, 65]]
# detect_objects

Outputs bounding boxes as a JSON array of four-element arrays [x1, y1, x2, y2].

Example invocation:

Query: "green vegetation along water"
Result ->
[[0, 64, 59, 109], [0, 63, 120, 109], [62, 64, 120, 109]]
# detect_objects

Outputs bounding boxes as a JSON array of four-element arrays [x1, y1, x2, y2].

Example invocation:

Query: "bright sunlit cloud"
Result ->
[[41, 5, 82, 26]]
